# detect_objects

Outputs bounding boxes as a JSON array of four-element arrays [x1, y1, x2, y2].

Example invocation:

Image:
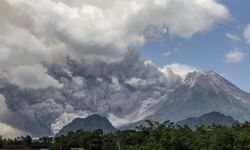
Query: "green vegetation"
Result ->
[[58, 114, 117, 136], [1, 121, 250, 149], [51, 120, 250, 150], [0, 136, 53, 149]]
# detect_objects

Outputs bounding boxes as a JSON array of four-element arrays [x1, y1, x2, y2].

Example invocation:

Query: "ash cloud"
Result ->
[[0, 0, 229, 88], [0, 0, 229, 136], [0, 51, 187, 136], [0, 94, 28, 138]]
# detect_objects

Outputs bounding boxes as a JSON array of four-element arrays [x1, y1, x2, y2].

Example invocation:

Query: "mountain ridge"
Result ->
[[177, 111, 240, 127]]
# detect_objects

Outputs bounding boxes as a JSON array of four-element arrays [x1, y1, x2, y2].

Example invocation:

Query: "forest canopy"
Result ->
[[2, 120, 250, 150]]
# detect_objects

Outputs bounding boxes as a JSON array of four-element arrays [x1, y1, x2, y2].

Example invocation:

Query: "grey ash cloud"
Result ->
[[0, 0, 229, 136]]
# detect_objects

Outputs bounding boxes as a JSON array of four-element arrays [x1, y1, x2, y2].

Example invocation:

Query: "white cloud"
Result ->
[[220, 72, 228, 78], [0, 122, 27, 138], [0, 24, 65, 67], [7, 64, 62, 89], [244, 24, 250, 44], [125, 77, 156, 88], [52, 0, 115, 8], [225, 33, 240, 42], [225, 49, 246, 63], [163, 51, 171, 56], [51, 110, 89, 134], [111, 77, 122, 91], [0, 0, 229, 63], [160, 63, 198, 79], [0, 0, 229, 89], [163, 48, 179, 57]]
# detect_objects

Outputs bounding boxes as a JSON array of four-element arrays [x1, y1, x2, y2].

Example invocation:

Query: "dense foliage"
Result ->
[[51, 121, 250, 150], [1, 121, 250, 149], [0, 136, 52, 149]]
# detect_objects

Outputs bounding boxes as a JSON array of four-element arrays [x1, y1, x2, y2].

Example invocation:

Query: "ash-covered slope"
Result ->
[[57, 114, 116, 136], [177, 111, 239, 127], [151, 71, 250, 122]]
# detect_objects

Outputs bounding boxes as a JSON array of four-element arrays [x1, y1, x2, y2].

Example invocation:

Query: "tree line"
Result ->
[[1, 121, 250, 150], [52, 120, 250, 150], [0, 135, 53, 149]]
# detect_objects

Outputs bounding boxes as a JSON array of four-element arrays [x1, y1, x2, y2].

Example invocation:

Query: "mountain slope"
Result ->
[[57, 114, 116, 136], [150, 71, 250, 122], [177, 111, 239, 127]]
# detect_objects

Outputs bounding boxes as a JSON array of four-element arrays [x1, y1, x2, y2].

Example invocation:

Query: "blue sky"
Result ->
[[140, 0, 250, 92]]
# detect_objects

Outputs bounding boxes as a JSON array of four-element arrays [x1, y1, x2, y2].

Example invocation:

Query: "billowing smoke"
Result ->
[[0, 94, 28, 138], [0, 0, 228, 136], [0, 50, 194, 136], [0, 123, 27, 138]]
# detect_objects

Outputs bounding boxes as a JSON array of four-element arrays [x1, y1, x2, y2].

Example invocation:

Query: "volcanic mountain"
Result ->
[[150, 71, 250, 122]]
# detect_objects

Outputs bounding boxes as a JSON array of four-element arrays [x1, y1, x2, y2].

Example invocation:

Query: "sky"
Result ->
[[140, 0, 250, 92]]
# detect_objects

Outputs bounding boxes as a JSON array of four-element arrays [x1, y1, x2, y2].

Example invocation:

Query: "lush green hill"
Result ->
[[57, 114, 116, 136], [177, 111, 239, 127]]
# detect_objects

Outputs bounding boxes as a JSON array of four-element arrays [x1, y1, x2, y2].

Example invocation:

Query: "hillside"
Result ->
[[57, 114, 116, 136], [177, 111, 239, 127]]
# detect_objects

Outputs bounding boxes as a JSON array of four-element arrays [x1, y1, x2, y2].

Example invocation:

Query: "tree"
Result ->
[[0, 136, 3, 148], [23, 135, 32, 146]]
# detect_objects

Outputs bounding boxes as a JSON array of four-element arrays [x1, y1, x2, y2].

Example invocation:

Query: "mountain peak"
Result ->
[[184, 71, 227, 89], [185, 70, 221, 80], [205, 70, 218, 74], [150, 70, 250, 122]]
